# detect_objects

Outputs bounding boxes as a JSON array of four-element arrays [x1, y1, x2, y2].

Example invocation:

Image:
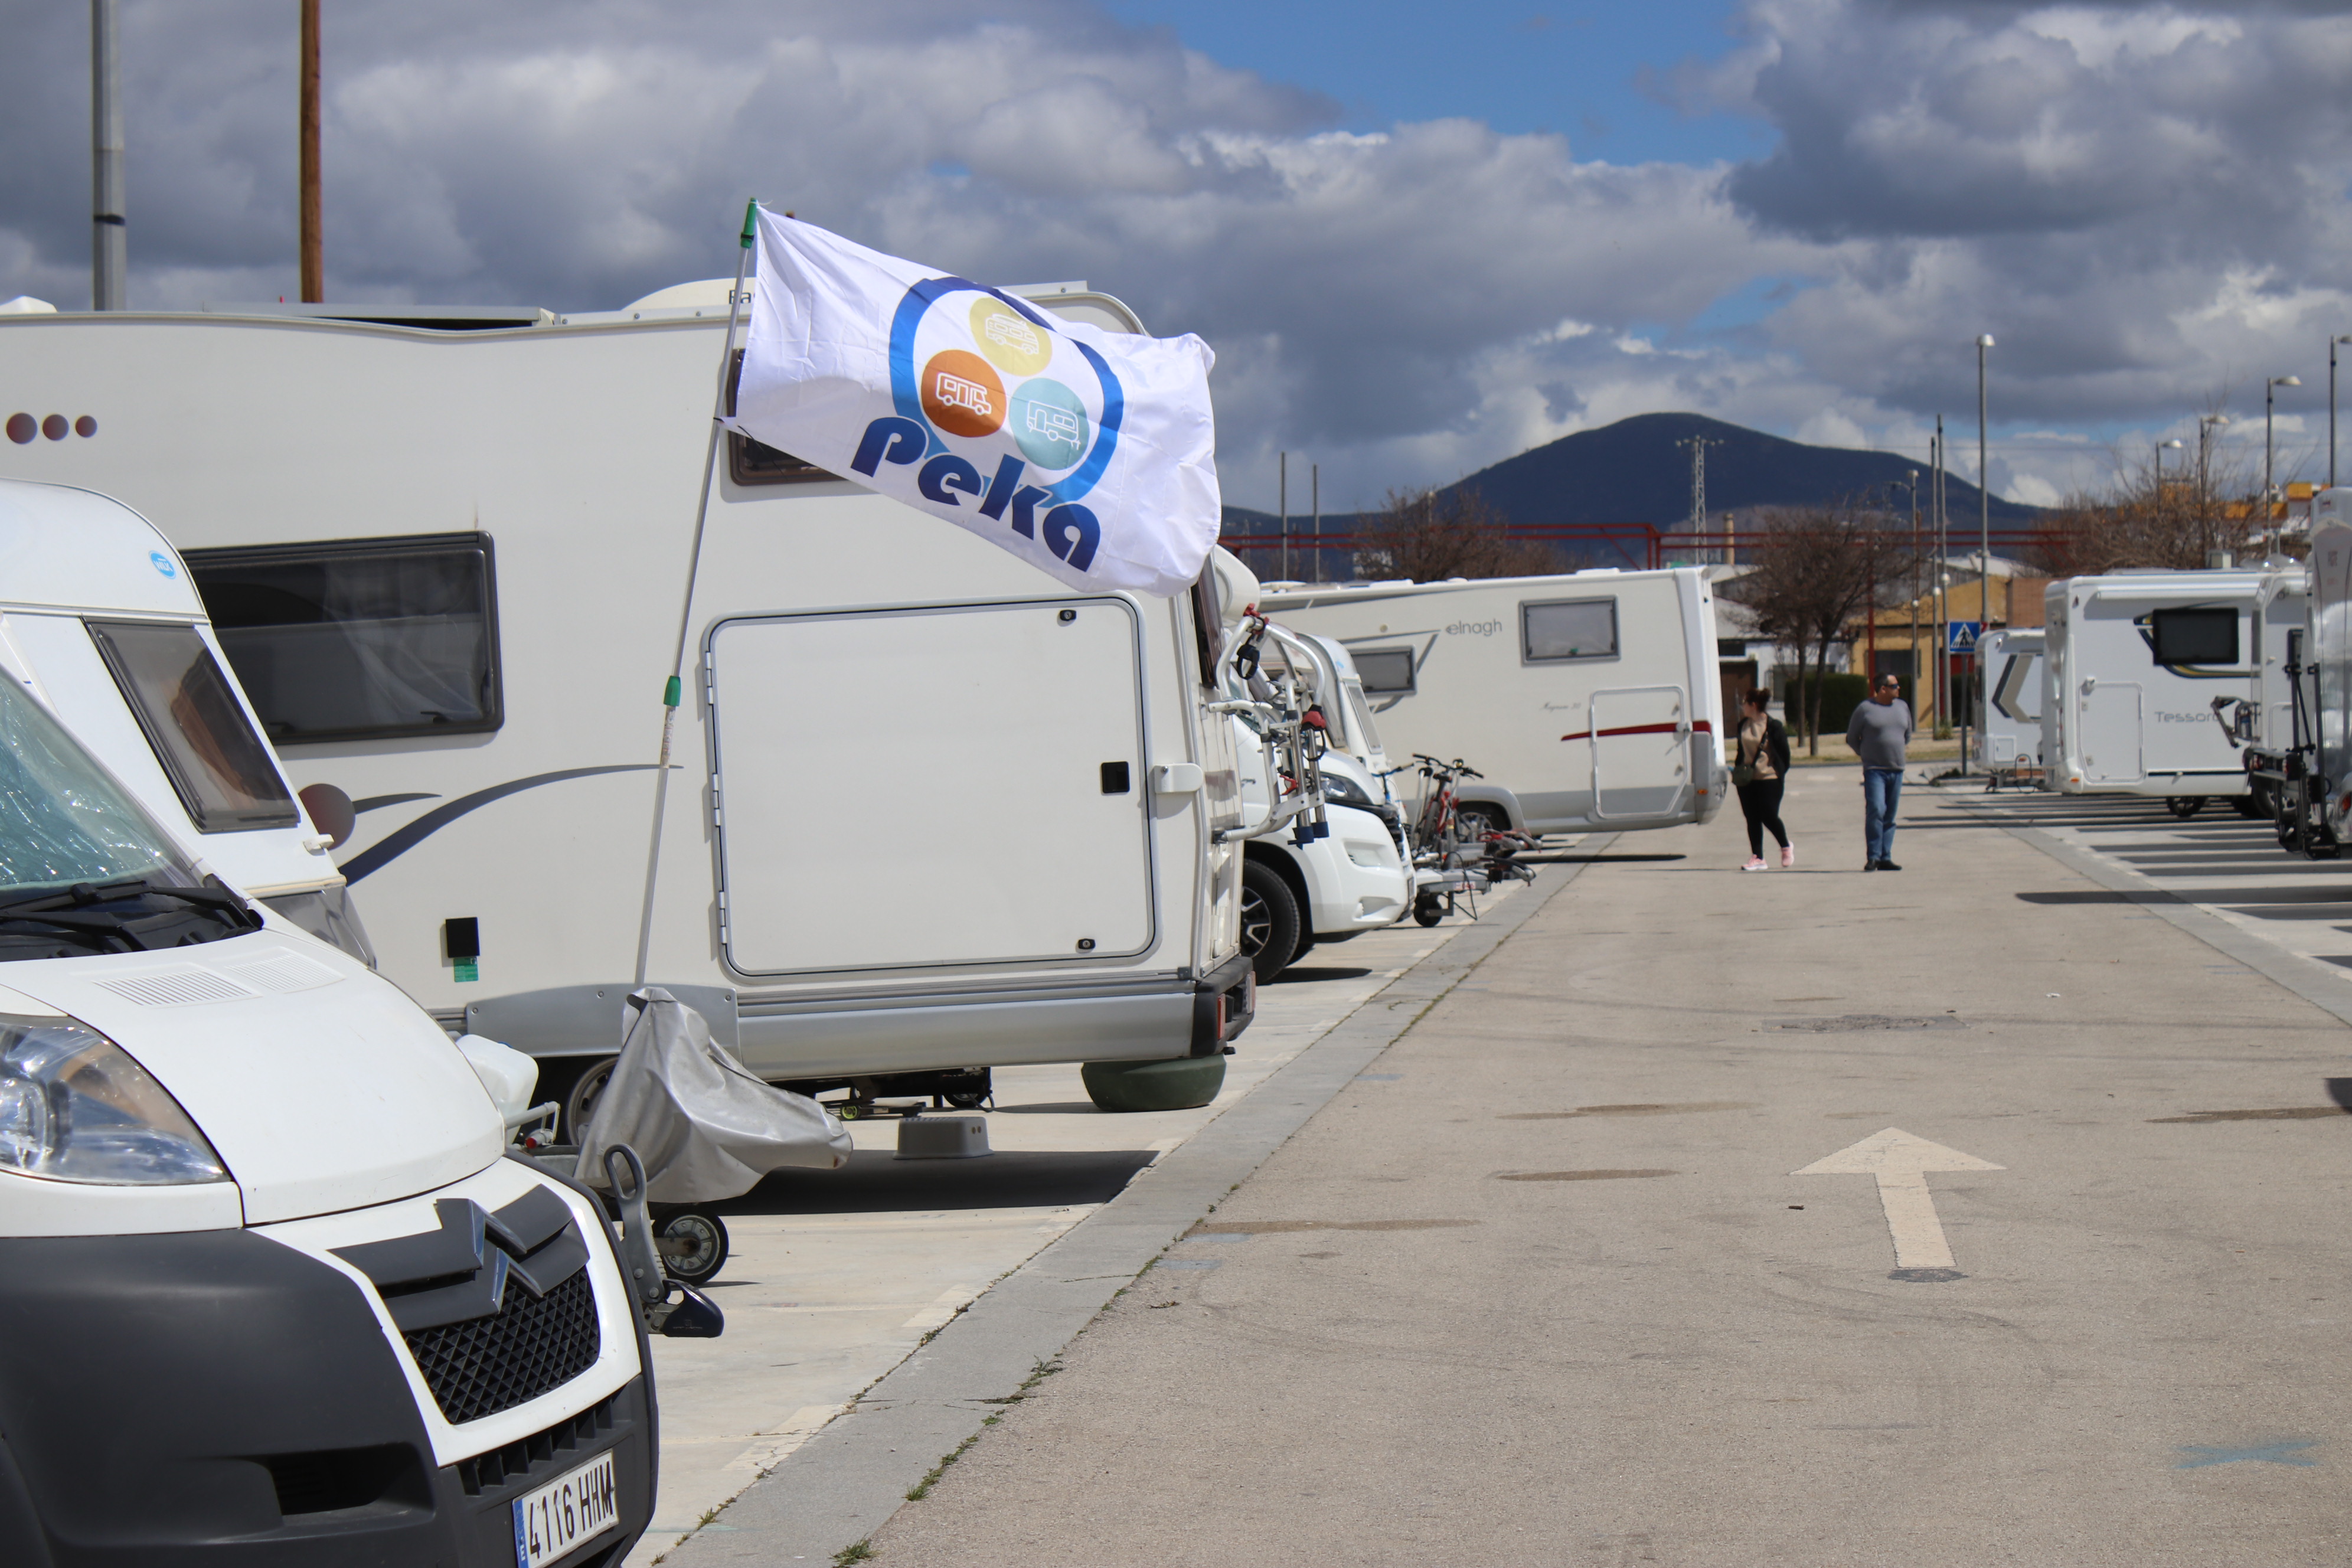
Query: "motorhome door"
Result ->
[[2080, 681, 2144, 783], [705, 597, 1155, 975], [1588, 684, 1689, 820]]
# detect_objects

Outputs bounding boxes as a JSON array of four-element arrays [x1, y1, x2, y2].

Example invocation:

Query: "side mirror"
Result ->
[[298, 783, 357, 849], [652, 1281, 726, 1339]]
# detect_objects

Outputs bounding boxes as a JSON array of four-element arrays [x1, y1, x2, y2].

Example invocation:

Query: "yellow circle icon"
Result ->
[[969, 298, 1054, 377]]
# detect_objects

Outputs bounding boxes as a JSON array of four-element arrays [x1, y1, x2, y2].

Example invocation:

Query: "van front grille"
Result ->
[[403, 1268, 600, 1426]]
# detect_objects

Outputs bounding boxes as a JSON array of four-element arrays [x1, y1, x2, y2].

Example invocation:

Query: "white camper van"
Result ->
[[1260, 569, 1727, 837], [1976, 627, 2045, 785], [2041, 570, 2269, 811], [0, 635, 680, 1566], [0, 480, 374, 962], [0, 295, 1253, 1122]]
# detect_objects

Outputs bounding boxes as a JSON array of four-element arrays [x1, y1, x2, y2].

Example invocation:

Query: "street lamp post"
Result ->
[[2267, 375, 2302, 558], [2155, 437, 2183, 491], [1971, 334, 1993, 773]]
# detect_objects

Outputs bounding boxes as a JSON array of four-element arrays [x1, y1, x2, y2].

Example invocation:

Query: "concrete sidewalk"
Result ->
[[855, 765, 2352, 1566]]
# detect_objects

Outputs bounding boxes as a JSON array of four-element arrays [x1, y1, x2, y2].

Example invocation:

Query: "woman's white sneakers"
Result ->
[[1781, 845, 1796, 868], [1742, 855, 1769, 871]]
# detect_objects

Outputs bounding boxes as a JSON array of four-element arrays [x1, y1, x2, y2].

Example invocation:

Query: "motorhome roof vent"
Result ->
[[90, 966, 259, 1007]]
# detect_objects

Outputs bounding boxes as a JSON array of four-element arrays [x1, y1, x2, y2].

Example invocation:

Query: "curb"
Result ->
[[662, 844, 1611, 1564]]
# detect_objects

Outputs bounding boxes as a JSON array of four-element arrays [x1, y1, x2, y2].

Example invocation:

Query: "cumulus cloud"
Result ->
[[2, 0, 2349, 509]]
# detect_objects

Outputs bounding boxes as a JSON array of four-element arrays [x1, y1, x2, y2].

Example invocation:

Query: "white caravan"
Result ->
[[0, 296, 1253, 1121], [2041, 570, 2269, 808], [1976, 628, 2045, 783], [0, 479, 373, 962], [1260, 569, 1727, 836]]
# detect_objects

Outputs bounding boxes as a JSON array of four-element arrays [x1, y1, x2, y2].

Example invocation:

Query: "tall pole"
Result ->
[[1973, 335, 1993, 773], [1933, 421, 1946, 732], [2266, 375, 2302, 558], [1278, 450, 1288, 582], [1907, 472, 1919, 702], [299, 0, 322, 301], [90, 0, 125, 310], [1311, 462, 1319, 583], [2334, 336, 2346, 491]]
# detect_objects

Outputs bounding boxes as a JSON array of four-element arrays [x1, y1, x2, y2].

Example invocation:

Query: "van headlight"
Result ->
[[0, 1016, 229, 1185], [1321, 773, 1374, 809]]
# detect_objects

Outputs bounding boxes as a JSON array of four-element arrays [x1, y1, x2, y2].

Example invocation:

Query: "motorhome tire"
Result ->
[[2164, 796, 2206, 819], [563, 1055, 619, 1142], [1240, 860, 1301, 982], [2232, 792, 2266, 819], [1081, 1054, 1227, 1112], [655, 1207, 730, 1286], [1413, 893, 1445, 927]]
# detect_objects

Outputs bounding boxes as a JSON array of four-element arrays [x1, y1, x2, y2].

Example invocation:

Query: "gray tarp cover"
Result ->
[[577, 986, 851, 1203]]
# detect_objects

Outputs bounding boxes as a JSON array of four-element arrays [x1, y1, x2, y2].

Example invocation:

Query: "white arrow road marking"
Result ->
[[1794, 1128, 2004, 1270]]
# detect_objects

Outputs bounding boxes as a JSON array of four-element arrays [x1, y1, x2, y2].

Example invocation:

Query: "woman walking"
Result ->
[[1734, 690, 1794, 870]]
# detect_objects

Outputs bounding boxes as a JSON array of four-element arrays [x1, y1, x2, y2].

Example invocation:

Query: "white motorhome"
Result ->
[[2298, 489, 2352, 851], [1260, 569, 1727, 837], [2041, 570, 2269, 809], [0, 480, 374, 961], [0, 618, 691, 1566], [1976, 627, 2045, 782], [2232, 564, 2311, 822], [0, 293, 1253, 1122]]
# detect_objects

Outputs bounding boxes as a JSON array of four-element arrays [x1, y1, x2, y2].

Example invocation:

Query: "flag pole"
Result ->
[[633, 199, 759, 987]]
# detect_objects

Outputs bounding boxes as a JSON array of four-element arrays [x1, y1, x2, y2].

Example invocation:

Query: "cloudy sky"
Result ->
[[5, 0, 2350, 512]]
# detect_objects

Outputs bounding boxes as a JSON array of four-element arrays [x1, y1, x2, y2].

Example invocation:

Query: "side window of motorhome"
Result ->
[[84, 621, 300, 832], [2147, 607, 2240, 667], [1190, 568, 1224, 687], [1342, 680, 1384, 753], [727, 349, 836, 485], [184, 534, 503, 743], [1522, 598, 1618, 662], [1354, 649, 1417, 695]]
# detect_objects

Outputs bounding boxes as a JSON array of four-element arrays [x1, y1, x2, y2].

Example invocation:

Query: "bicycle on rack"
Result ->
[[1397, 754, 1537, 925]]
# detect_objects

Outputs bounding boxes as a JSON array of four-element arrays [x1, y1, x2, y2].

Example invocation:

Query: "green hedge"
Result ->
[[1783, 674, 1916, 740]]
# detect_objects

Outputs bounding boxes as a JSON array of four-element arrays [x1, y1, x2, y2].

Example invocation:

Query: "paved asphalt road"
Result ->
[[850, 766, 2352, 1567]]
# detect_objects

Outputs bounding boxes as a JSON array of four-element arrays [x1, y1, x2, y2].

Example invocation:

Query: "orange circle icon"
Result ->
[[920, 350, 1006, 438]]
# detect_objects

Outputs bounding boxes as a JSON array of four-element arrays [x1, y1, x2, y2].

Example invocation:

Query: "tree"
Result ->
[[1733, 499, 1913, 755], [2030, 398, 2275, 574], [1354, 486, 1560, 582]]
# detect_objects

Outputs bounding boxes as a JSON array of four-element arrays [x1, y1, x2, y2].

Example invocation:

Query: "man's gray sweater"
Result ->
[[1845, 698, 1914, 769]]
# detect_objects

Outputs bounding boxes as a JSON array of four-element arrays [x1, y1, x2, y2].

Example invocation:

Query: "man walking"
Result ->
[[1845, 674, 1914, 871]]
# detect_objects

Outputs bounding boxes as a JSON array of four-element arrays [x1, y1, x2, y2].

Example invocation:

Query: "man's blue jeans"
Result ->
[[1863, 767, 1903, 865]]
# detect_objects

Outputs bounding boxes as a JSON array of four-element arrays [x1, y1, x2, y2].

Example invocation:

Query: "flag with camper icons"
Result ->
[[725, 209, 1221, 597]]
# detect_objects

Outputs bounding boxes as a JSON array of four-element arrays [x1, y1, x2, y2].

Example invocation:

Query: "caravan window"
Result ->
[[1522, 597, 1618, 662], [84, 621, 299, 832], [1354, 648, 1416, 695], [726, 351, 836, 485], [185, 533, 502, 743], [2148, 607, 2239, 666]]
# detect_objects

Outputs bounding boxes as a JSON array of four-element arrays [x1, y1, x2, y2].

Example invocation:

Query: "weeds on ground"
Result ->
[[834, 1540, 876, 1565]]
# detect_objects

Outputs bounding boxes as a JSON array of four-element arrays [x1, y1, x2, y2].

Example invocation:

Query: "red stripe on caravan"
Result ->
[[1557, 719, 1714, 743]]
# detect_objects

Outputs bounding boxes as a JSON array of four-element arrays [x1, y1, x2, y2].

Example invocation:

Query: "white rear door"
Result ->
[[2081, 681, 2143, 783], [707, 597, 1155, 975], [1589, 684, 1688, 819]]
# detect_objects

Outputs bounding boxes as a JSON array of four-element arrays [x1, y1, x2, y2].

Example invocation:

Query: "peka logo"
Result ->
[[849, 279, 1122, 573]]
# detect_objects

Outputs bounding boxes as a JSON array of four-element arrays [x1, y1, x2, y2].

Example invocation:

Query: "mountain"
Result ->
[[1221, 411, 2039, 548]]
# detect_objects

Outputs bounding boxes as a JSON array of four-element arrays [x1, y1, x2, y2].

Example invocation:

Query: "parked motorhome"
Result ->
[[0, 479, 373, 962], [0, 641, 681, 1565], [1260, 569, 1727, 836], [2299, 489, 2352, 850], [2233, 564, 2311, 821], [1976, 628, 2045, 782], [2041, 570, 2269, 809], [0, 291, 1253, 1121]]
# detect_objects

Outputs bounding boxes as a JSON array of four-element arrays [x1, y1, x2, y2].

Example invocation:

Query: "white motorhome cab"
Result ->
[[2042, 570, 2269, 811], [0, 296, 1252, 1122], [0, 480, 374, 962], [1261, 569, 1727, 837], [0, 668, 662, 1567], [1976, 628, 2045, 785], [1227, 717, 1408, 980]]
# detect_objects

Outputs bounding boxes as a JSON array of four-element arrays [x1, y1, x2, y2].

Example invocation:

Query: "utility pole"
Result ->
[[90, 0, 126, 310], [1972, 335, 1994, 774], [300, 0, 322, 301], [1932, 420, 1946, 733], [1278, 451, 1288, 582]]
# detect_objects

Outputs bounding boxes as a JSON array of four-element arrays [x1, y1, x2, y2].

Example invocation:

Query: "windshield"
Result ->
[[1342, 680, 1384, 757], [86, 621, 299, 834], [0, 680, 196, 899]]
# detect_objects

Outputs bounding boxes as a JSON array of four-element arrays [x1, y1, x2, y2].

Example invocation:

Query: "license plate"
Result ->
[[512, 1449, 619, 1568]]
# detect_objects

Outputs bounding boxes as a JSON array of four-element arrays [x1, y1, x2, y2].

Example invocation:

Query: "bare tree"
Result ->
[[2030, 397, 2278, 573], [1735, 499, 1913, 755], [1355, 486, 1560, 582]]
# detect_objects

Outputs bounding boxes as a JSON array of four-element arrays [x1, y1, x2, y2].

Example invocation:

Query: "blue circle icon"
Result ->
[[1011, 378, 1090, 472], [149, 551, 177, 578]]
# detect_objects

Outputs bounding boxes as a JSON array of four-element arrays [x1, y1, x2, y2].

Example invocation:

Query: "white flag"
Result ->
[[724, 210, 1221, 597]]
